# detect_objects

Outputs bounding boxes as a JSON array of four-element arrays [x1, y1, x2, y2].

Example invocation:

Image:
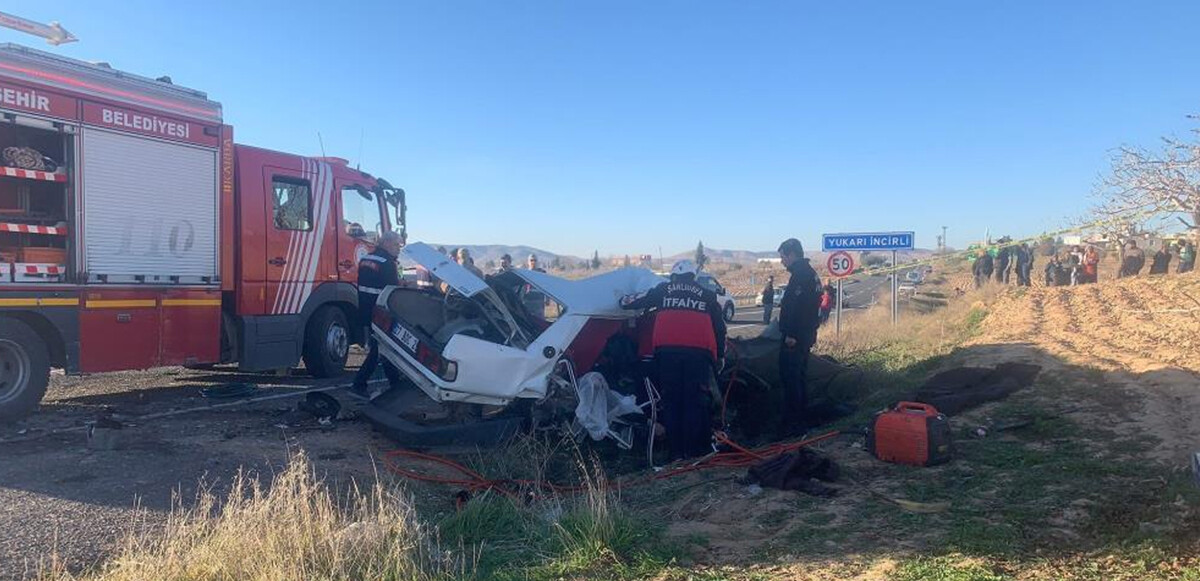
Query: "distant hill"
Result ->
[[425, 244, 585, 267], [666, 247, 779, 263]]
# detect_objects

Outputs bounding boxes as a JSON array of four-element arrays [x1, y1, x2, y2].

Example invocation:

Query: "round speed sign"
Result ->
[[827, 251, 855, 278]]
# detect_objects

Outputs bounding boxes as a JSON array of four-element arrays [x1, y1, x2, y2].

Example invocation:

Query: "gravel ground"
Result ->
[[0, 314, 782, 580], [0, 351, 390, 581]]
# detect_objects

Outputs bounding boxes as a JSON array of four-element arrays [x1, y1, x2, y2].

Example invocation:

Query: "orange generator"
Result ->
[[867, 402, 953, 466]]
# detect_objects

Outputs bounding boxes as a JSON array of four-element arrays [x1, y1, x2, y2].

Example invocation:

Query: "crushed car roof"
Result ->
[[402, 242, 663, 317], [513, 267, 665, 317]]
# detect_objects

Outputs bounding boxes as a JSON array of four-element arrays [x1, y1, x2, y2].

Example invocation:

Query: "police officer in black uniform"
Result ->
[[622, 259, 726, 460], [351, 231, 405, 398], [777, 238, 822, 436]]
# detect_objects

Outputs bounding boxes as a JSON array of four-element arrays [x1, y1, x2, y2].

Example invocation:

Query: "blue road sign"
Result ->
[[822, 231, 915, 252]]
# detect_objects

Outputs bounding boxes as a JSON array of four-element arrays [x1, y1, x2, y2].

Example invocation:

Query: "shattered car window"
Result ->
[[485, 270, 559, 340]]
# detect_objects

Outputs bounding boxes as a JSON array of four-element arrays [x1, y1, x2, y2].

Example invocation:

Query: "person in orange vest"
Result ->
[[621, 259, 727, 460], [1082, 246, 1100, 283], [818, 282, 835, 324]]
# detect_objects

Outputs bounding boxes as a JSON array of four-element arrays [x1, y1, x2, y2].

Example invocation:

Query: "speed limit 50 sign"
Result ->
[[827, 251, 855, 278]]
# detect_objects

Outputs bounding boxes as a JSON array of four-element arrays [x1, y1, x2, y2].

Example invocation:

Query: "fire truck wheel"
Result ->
[[723, 302, 735, 322], [303, 307, 349, 378], [0, 319, 50, 421]]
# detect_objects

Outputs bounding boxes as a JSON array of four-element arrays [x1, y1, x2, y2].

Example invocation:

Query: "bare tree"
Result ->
[[1094, 125, 1200, 245]]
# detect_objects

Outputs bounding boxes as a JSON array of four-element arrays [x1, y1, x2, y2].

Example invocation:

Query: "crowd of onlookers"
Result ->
[[971, 237, 1196, 289], [970, 238, 1038, 287]]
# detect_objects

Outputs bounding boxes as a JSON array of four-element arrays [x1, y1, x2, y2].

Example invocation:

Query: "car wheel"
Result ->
[[723, 302, 735, 322], [303, 307, 350, 378], [0, 318, 50, 421]]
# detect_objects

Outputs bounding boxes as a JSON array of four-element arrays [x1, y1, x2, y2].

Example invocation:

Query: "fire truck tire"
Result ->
[[723, 302, 735, 322], [303, 306, 349, 378], [0, 319, 50, 421]]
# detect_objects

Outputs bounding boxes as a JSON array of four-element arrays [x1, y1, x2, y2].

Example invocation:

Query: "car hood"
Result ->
[[513, 267, 665, 317]]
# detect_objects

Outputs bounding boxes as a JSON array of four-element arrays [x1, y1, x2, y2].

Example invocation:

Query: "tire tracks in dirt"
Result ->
[[971, 273, 1200, 464], [1040, 287, 1128, 370]]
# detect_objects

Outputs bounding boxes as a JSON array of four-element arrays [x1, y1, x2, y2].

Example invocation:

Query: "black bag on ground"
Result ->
[[746, 449, 840, 497]]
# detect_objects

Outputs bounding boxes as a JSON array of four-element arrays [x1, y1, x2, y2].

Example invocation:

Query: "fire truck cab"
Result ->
[[0, 43, 405, 419]]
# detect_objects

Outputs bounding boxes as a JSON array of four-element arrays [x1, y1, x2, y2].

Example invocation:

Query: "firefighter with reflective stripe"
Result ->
[[352, 231, 404, 398], [621, 259, 727, 460]]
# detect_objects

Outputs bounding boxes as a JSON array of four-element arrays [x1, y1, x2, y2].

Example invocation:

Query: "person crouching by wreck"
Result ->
[[621, 259, 727, 460]]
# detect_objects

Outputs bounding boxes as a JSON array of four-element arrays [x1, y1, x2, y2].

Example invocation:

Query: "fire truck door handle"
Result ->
[[339, 260, 354, 269], [269, 257, 287, 267]]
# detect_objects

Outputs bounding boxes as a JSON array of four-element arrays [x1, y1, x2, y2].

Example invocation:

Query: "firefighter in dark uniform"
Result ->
[[621, 259, 727, 460], [351, 231, 405, 398], [777, 238, 822, 437]]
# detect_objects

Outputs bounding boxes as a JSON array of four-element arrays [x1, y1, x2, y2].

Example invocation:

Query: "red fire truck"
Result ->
[[0, 44, 406, 419]]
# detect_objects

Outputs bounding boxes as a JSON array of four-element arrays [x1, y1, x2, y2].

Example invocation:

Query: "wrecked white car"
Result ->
[[363, 242, 664, 446]]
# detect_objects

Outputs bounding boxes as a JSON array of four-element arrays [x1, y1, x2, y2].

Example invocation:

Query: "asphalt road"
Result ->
[[0, 355, 387, 580], [730, 274, 891, 332]]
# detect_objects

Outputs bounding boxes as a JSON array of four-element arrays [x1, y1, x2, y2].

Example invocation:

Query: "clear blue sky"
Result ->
[[6, 1, 1200, 257]]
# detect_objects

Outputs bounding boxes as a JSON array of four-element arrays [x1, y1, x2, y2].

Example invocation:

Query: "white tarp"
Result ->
[[574, 371, 642, 441]]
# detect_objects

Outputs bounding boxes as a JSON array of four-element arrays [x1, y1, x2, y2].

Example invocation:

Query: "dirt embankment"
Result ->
[[969, 272, 1200, 462], [973, 272, 1200, 374]]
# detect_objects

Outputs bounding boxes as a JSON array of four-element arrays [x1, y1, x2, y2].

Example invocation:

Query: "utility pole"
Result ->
[[941, 226, 948, 253], [0, 11, 77, 45]]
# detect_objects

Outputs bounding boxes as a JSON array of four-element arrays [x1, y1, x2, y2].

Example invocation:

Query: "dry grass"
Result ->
[[42, 452, 461, 581], [818, 281, 1005, 368], [37, 443, 664, 581]]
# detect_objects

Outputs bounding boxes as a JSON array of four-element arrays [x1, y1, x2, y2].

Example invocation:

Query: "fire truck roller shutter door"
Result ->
[[81, 128, 218, 283]]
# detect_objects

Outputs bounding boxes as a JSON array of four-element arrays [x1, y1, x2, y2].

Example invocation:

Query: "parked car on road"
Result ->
[[696, 273, 736, 322]]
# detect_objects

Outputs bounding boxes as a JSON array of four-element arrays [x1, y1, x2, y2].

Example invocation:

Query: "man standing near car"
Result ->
[[495, 253, 514, 274], [621, 259, 726, 460], [352, 231, 405, 398], [522, 253, 548, 318], [777, 238, 822, 437], [761, 276, 775, 324]]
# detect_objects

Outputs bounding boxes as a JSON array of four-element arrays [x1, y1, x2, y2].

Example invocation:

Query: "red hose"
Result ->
[[382, 430, 839, 498], [383, 337, 839, 499]]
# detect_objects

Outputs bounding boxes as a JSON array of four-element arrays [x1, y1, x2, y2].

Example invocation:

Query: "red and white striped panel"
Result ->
[[15, 263, 64, 275], [0, 167, 67, 182], [0, 222, 67, 235]]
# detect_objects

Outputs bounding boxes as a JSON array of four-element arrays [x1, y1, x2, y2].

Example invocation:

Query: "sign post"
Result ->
[[826, 251, 855, 337], [822, 231, 915, 327], [892, 250, 898, 325]]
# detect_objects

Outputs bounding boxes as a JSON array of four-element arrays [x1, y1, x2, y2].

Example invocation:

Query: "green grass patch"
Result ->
[[893, 556, 1007, 581], [964, 306, 988, 335]]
